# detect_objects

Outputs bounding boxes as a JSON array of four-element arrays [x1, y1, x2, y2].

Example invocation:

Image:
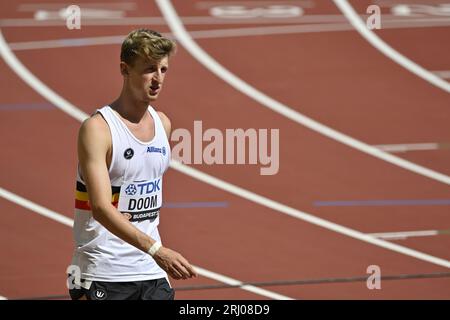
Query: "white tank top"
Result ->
[[71, 105, 171, 285]]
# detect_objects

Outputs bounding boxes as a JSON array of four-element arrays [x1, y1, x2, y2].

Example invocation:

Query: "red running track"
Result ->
[[0, 0, 449, 299]]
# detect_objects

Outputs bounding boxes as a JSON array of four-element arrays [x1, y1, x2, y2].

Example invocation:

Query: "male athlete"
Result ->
[[68, 29, 197, 300]]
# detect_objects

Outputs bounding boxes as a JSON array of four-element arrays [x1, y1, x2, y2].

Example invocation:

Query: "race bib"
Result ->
[[118, 178, 162, 222]]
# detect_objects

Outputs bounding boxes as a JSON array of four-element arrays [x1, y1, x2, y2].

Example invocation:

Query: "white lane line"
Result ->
[[170, 161, 450, 268], [433, 71, 450, 80], [10, 35, 126, 51], [0, 188, 73, 227], [155, 0, 450, 186], [18, 2, 137, 11], [368, 230, 440, 241], [193, 267, 291, 299], [374, 143, 440, 153], [0, 33, 86, 122], [2, 14, 449, 27], [184, 18, 450, 38], [333, 0, 450, 93], [8, 18, 450, 51], [0, 16, 327, 27], [196, 0, 315, 9], [1, 23, 449, 271], [0, 187, 292, 300]]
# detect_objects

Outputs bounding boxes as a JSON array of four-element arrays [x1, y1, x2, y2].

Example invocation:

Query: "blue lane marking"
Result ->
[[60, 39, 95, 47], [314, 199, 450, 207], [163, 202, 228, 208], [0, 103, 54, 110]]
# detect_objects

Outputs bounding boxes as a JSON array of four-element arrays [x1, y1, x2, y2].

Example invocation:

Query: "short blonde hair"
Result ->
[[120, 29, 176, 65]]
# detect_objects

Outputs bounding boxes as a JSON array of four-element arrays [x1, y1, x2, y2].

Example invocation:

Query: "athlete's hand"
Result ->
[[153, 247, 198, 280]]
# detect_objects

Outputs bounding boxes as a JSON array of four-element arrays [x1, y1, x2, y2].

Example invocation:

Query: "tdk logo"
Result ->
[[147, 146, 166, 156], [125, 184, 137, 196], [133, 179, 161, 195]]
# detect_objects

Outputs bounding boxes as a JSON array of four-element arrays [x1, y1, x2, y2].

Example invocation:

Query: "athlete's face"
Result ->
[[122, 56, 169, 103]]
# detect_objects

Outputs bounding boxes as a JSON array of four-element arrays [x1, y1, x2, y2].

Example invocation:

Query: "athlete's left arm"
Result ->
[[157, 111, 171, 140]]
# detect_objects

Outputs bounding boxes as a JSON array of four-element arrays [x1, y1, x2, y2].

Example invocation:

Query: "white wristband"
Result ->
[[147, 242, 162, 257]]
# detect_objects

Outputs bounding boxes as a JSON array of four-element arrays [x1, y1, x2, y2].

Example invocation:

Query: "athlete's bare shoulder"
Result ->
[[157, 111, 172, 139], [78, 112, 111, 151], [79, 112, 108, 133]]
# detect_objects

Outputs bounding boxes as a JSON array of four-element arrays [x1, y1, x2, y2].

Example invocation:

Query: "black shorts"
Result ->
[[68, 278, 175, 300]]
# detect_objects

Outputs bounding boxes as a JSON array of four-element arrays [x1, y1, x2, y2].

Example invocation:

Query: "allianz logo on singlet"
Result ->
[[147, 146, 166, 156]]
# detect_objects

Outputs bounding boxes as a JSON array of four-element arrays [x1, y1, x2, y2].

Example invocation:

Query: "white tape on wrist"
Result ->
[[148, 242, 162, 257]]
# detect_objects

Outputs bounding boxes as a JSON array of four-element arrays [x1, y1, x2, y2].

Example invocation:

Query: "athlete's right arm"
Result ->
[[77, 115, 197, 280]]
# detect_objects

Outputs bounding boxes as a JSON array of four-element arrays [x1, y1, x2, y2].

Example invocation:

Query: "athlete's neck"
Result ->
[[110, 92, 149, 124]]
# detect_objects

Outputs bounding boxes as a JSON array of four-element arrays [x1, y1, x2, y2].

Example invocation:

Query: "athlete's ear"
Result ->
[[120, 62, 129, 76]]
